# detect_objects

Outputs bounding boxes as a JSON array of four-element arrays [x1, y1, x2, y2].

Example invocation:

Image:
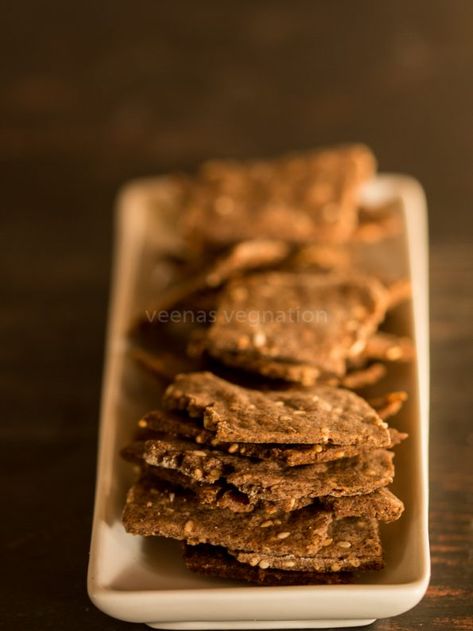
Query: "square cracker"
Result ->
[[205, 272, 388, 381], [183, 544, 351, 585], [141, 435, 395, 502], [231, 517, 383, 572], [164, 371, 390, 446], [139, 409, 405, 465], [122, 478, 333, 556], [181, 144, 376, 249], [124, 443, 403, 520]]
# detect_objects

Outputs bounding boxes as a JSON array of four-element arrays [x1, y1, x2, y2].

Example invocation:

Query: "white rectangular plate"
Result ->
[[88, 174, 430, 628]]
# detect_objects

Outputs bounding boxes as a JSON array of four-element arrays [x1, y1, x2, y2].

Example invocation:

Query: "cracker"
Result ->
[[323, 488, 404, 523], [141, 239, 291, 317], [203, 239, 291, 287], [231, 517, 383, 572], [138, 410, 404, 466], [164, 371, 390, 446], [340, 362, 387, 389], [237, 427, 404, 466], [183, 544, 351, 585], [363, 333, 415, 363], [354, 201, 403, 243], [225, 449, 394, 503], [147, 464, 313, 514], [288, 243, 352, 273], [131, 346, 202, 383], [369, 391, 408, 421], [124, 441, 402, 520], [181, 145, 376, 249], [387, 278, 411, 310], [122, 478, 333, 555], [141, 436, 395, 502], [205, 272, 388, 381]]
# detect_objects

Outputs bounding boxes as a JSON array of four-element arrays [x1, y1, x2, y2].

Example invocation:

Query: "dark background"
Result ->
[[1, 1, 472, 629]]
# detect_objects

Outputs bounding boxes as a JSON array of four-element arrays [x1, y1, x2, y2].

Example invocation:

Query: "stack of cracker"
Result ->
[[122, 371, 407, 584], [122, 144, 411, 585]]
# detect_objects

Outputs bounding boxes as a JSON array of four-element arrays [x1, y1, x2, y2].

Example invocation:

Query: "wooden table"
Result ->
[[1, 2, 472, 629]]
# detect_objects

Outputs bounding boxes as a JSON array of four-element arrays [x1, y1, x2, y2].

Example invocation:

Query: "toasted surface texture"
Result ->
[[164, 371, 390, 446], [139, 409, 404, 466], [323, 488, 404, 523], [205, 272, 388, 380], [231, 517, 383, 572], [183, 544, 351, 585], [122, 478, 333, 555], [363, 332, 415, 363], [181, 145, 376, 248], [124, 441, 402, 518], [141, 435, 395, 502], [224, 449, 395, 502]]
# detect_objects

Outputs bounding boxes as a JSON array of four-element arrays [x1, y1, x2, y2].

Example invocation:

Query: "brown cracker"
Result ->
[[123, 478, 333, 555], [181, 145, 376, 249], [323, 488, 404, 523], [205, 272, 388, 381], [363, 332, 415, 363], [124, 443, 402, 520], [141, 436, 395, 502], [231, 517, 383, 572], [164, 371, 390, 446], [183, 544, 351, 585], [138, 409, 404, 466]]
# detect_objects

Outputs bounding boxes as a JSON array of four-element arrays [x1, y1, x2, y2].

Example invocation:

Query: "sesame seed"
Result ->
[[138, 419, 148, 428], [192, 450, 207, 457], [260, 520, 273, 528], [236, 335, 250, 349], [350, 339, 366, 356], [259, 560, 270, 569], [184, 520, 194, 534], [276, 531, 290, 540], [193, 468, 203, 480], [338, 541, 352, 548], [253, 332, 267, 347], [249, 557, 260, 567], [386, 346, 403, 360], [227, 443, 239, 454]]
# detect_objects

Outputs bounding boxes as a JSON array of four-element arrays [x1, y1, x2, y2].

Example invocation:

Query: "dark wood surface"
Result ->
[[1, 1, 472, 629]]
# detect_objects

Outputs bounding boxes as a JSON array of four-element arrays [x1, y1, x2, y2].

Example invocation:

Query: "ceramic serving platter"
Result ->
[[87, 174, 430, 628]]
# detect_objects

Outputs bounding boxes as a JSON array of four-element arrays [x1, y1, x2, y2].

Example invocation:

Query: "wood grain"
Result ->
[[1, 1, 472, 629]]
